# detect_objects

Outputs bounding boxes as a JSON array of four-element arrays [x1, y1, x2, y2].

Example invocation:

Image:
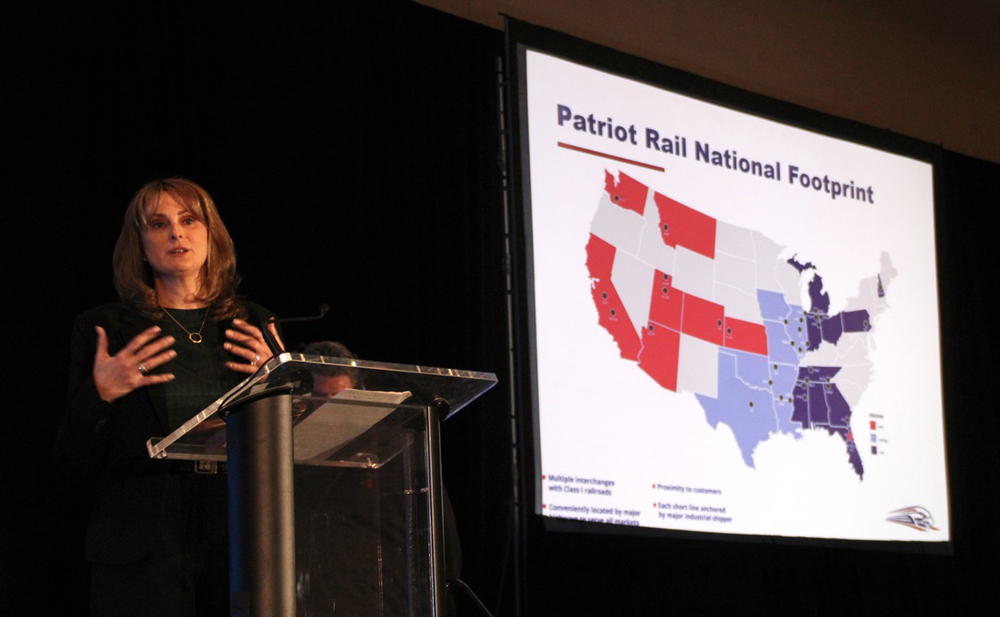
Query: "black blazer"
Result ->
[[55, 301, 273, 564]]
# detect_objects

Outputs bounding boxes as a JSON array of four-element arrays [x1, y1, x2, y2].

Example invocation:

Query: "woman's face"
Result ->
[[141, 191, 209, 281]]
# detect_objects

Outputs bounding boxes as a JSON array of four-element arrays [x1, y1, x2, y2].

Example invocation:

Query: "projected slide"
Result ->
[[523, 50, 948, 542]]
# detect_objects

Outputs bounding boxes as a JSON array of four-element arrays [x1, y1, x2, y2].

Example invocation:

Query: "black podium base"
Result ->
[[227, 393, 296, 617]]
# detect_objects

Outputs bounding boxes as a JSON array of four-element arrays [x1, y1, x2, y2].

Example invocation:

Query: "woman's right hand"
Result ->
[[93, 325, 177, 402]]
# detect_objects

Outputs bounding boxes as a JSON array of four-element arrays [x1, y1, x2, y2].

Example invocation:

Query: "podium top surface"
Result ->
[[146, 352, 497, 461]]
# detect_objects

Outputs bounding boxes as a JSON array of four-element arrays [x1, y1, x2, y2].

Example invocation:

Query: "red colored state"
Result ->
[[722, 316, 769, 356], [681, 293, 725, 346], [586, 232, 615, 279], [586, 234, 641, 361], [639, 322, 680, 391], [653, 193, 717, 259], [648, 271, 683, 331], [604, 170, 649, 216]]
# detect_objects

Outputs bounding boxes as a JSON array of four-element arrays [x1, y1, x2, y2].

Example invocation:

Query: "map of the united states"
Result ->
[[586, 171, 895, 479]]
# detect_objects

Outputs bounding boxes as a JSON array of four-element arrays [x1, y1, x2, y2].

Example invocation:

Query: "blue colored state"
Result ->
[[758, 290, 803, 365], [757, 289, 791, 320], [769, 362, 800, 434], [732, 348, 771, 389], [783, 308, 809, 355], [756, 289, 804, 435], [696, 352, 779, 468], [764, 321, 798, 364]]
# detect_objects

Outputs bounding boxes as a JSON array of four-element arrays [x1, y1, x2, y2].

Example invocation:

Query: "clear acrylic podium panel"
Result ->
[[147, 352, 498, 463], [146, 353, 497, 617], [293, 401, 433, 616]]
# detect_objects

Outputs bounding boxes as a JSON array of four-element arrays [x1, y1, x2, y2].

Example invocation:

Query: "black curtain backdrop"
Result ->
[[4, 3, 510, 615], [2, 2, 997, 615]]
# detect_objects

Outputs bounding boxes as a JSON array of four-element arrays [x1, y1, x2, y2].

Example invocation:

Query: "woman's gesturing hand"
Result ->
[[224, 319, 284, 374], [93, 325, 177, 402]]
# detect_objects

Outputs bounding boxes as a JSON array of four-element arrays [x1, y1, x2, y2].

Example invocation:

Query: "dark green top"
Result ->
[[153, 308, 244, 432]]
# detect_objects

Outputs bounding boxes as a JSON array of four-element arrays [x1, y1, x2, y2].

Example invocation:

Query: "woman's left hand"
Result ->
[[224, 318, 284, 374]]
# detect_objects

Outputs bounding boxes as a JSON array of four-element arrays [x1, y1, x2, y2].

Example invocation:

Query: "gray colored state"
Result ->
[[879, 252, 897, 295], [804, 252, 894, 408], [845, 274, 877, 317], [713, 250, 760, 323], [716, 220, 756, 261], [714, 250, 757, 295], [590, 193, 645, 257], [752, 231, 801, 306], [610, 247, 655, 344], [829, 363, 873, 409], [715, 284, 764, 325], [637, 190, 676, 274], [844, 252, 896, 316], [676, 333, 720, 399], [671, 245, 716, 300]]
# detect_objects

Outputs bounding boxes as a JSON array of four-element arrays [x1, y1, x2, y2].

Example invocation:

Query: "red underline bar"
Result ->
[[557, 142, 664, 172]]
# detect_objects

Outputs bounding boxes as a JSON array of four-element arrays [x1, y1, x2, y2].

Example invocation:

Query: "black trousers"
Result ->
[[89, 472, 228, 617]]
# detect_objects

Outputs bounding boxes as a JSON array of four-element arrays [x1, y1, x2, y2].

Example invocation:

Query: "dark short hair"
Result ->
[[304, 341, 361, 386]]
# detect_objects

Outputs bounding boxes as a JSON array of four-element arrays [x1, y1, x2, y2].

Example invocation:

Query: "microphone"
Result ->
[[271, 304, 329, 324], [263, 304, 329, 356]]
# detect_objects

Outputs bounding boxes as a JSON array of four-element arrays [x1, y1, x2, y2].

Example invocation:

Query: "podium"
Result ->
[[147, 353, 497, 617]]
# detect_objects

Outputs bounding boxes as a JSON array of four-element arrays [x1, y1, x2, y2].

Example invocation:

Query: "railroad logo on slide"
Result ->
[[886, 506, 939, 532]]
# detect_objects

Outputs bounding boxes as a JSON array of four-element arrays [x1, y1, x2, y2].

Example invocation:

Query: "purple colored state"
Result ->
[[827, 425, 864, 479], [805, 311, 824, 351], [791, 366, 840, 429], [824, 384, 852, 427], [820, 312, 844, 344], [808, 308, 872, 351], [808, 383, 831, 425], [790, 366, 864, 478], [695, 352, 778, 469], [809, 381, 851, 427], [786, 255, 816, 273], [807, 274, 831, 315], [842, 309, 871, 332]]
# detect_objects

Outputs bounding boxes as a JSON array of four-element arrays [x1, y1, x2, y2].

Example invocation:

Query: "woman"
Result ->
[[56, 178, 281, 616]]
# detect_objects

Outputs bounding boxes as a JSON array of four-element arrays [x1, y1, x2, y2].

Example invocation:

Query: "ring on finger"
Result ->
[[251, 353, 260, 367], [138, 364, 149, 376]]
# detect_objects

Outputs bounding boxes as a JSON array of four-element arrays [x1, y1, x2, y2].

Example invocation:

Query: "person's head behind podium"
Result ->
[[303, 340, 361, 398]]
